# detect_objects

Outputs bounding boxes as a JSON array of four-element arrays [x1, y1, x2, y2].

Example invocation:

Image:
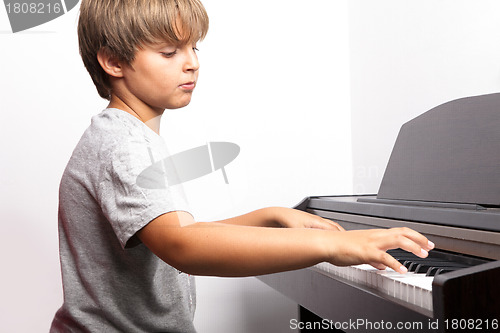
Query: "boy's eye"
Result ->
[[161, 51, 177, 58], [193, 47, 199, 52]]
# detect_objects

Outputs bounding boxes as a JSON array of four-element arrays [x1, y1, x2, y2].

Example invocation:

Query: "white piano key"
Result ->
[[311, 263, 434, 312]]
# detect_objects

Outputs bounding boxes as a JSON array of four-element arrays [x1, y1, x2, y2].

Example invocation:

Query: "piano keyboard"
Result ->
[[311, 249, 482, 314]]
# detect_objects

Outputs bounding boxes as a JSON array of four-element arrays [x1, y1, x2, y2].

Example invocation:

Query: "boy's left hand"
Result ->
[[273, 207, 345, 231]]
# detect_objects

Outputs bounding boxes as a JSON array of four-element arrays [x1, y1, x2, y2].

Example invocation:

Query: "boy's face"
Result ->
[[119, 41, 200, 112]]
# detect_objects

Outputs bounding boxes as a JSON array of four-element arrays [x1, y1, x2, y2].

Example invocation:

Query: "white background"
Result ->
[[1, 1, 500, 332], [350, 0, 500, 194]]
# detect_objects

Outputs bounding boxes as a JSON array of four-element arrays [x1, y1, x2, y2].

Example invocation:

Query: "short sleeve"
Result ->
[[96, 133, 191, 249]]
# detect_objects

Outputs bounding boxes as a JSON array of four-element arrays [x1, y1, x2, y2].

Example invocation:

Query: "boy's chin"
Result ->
[[164, 98, 193, 110]]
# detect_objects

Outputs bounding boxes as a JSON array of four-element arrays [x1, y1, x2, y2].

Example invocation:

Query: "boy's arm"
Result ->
[[137, 211, 433, 277], [214, 207, 345, 231]]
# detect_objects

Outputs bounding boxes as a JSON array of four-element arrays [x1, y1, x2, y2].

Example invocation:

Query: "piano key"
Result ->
[[407, 262, 468, 275], [312, 262, 434, 312], [388, 249, 471, 276], [312, 246, 483, 314]]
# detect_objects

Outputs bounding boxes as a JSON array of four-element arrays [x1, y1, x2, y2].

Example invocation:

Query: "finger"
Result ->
[[369, 262, 387, 270], [381, 228, 433, 254], [394, 227, 435, 251], [332, 221, 346, 232], [311, 218, 345, 231], [322, 218, 345, 231], [377, 251, 408, 274], [386, 229, 431, 259]]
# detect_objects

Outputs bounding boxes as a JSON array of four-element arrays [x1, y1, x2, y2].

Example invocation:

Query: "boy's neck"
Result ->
[[108, 95, 163, 134]]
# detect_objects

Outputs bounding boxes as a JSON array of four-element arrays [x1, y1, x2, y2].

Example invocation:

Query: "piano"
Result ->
[[258, 93, 500, 332]]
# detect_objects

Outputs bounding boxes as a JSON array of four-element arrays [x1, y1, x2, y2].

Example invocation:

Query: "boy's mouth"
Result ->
[[179, 81, 196, 90]]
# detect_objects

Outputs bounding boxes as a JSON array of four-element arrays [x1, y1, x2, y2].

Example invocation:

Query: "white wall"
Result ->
[[0, 1, 351, 332], [0, 7, 102, 332], [350, 0, 500, 194]]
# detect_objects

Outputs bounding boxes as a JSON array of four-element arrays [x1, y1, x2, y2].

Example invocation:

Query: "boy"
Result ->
[[51, 0, 434, 332]]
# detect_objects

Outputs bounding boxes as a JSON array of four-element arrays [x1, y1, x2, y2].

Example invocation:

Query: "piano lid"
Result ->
[[377, 93, 500, 206]]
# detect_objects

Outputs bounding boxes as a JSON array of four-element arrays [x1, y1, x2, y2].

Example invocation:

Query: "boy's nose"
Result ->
[[184, 48, 200, 72]]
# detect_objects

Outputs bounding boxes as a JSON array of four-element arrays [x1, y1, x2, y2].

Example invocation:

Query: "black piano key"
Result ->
[[387, 249, 474, 276], [427, 267, 440, 276], [434, 267, 466, 276], [407, 262, 418, 272], [402, 260, 413, 268], [406, 260, 452, 273], [425, 263, 470, 276], [415, 264, 435, 274]]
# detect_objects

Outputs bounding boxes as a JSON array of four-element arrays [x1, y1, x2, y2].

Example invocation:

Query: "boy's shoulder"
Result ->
[[88, 108, 149, 140], [79, 108, 158, 153], [65, 108, 163, 182]]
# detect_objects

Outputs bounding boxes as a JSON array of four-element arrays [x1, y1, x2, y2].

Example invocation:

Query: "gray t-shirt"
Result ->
[[50, 108, 196, 333]]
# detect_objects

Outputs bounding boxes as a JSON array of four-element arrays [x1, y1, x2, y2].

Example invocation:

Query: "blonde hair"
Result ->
[[78, 0, 209, 100]]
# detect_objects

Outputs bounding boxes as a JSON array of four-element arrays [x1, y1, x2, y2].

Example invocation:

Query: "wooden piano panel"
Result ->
[[258, 268, 434, 333]]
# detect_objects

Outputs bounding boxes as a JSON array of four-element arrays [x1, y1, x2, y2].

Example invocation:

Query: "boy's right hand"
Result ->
[[326, 227, 435, 274]]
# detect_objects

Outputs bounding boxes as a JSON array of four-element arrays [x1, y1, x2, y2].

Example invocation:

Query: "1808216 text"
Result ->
[[5, 2, 62, 14], [443, 318, 498, 331]]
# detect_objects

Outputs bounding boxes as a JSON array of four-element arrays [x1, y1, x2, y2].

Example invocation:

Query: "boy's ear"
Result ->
[[97, 47, 124, 78]]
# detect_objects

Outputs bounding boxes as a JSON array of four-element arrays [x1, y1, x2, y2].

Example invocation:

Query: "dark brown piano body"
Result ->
[[258, 93, 500, 332]]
